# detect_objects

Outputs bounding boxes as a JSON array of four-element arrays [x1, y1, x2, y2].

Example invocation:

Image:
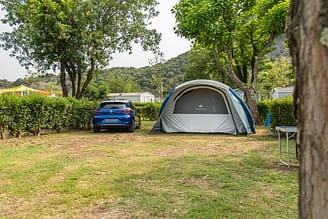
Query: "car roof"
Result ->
[[100, 100, 130, 103]]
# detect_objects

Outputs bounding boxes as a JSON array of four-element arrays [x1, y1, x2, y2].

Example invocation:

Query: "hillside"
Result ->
[[1, 52, 189, 96], [1, 37, 289, 98], [97, 51, 189, 96]]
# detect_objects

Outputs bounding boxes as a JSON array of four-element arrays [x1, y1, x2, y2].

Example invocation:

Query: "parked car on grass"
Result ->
[[93, 100, 141, 133]]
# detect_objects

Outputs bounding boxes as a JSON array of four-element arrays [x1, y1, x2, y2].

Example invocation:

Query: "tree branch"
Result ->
[[251, 32, 276, 88], [212, 45, 244, 88]]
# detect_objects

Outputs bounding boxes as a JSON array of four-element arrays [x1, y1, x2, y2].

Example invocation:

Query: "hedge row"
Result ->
[[0, 94, 295, 139], [257, 96, 296, 128], [135, 102, 161, 121], [0, 95, 98, 139]]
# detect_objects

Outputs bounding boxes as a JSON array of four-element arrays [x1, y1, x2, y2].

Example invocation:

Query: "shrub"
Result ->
[[270, 96, 296, 128], [46, 97, 70, 132], [67, 98, 98, 129], [7, 96, 30, 137], [0, 94, 98, 139], [24, 95, 50, 136], [136, 102, 161, 121], [257, 97, 296, 129], [0, 95, 12, 139], [257, 99, 274, 125]]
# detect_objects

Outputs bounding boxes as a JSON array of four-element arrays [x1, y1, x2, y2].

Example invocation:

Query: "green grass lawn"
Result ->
[[0, 121, 298, 218]]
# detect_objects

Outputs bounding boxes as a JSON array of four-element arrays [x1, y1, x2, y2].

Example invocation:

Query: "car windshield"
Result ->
[[100, 102, 127, 109]]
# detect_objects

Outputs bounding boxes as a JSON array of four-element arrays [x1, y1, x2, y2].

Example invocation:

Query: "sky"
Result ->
[[0, 0, 191, 81]]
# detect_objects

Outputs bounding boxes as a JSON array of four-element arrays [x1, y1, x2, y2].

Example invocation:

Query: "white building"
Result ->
[[272, 87, 294, 99], [107, 92, 155, 103]]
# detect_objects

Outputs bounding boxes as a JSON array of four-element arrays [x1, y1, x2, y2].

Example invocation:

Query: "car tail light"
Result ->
[[94, 109, 101, 115], [121, 109, 132, 114]]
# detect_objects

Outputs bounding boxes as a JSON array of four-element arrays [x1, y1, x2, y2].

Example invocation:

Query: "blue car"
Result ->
[[93, 100, 141, 132]]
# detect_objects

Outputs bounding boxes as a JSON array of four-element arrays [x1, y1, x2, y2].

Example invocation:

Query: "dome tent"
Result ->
[[151, 80, 255, 134]]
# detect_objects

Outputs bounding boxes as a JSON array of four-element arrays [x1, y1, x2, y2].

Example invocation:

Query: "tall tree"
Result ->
[[185, 44, 231, 84], [257, 57, 294, 100], [173, 0, 290, 123], [147, 55, 166, 101], [0, 0, 161, 98], [287, 0, 328, 218]]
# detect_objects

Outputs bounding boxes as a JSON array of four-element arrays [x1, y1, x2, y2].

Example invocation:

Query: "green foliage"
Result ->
[[2, 52, 189, 101], [66, 98, 98, 129], [45, 97, 69, 132], [84, 80, 111, 101], [185, 45, 219, 80], [1, 73, 61, 94], [25, 95, 50, 136], [136, 102, 161, 121], [0, 95, 98, 139], [7, 96, 31, 137], [106, 75, 140, 94], [0, 0, 161, 98], [257, 99, 274, 124], [0, 95, 12, 139], [173, 0, 290, 123], [257, 57, 294, 100], [270, 96, 295, 128], [0, 79, 12, 88], [257, 97, 295, 128], [98, 52, 189, 99], [184, 45, 236, 86]]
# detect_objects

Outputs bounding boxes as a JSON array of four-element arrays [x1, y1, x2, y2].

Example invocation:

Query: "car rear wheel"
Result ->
[[93, 126, 100, 133], [127, 120, 135, 132], [135, 116, 141, 129]]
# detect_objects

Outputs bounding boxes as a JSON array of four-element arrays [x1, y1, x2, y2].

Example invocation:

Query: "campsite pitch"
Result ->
[[0, 122, 298, 218]]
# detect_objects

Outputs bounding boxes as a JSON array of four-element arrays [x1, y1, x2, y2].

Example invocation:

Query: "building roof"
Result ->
[[0, 85, 51, 95], [107, 92, 154, 97], [272, 87, 294, 93]]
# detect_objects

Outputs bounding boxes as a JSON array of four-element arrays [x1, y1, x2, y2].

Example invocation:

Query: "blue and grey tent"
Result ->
[[151, 80, 255, 134]]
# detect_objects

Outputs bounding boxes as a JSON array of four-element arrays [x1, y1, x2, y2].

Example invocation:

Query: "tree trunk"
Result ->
[[68, 71, 77, 97], [76, 72, 83, 98], [77, 58, 96, 99], [60, 61, 69, 97], [213, 46, 260, 124], [244, 88, 260, 124], [0, 128, 6, 140], [287, 0, 328, 218]]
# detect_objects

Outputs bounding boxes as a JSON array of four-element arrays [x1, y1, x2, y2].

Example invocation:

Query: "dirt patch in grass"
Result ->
[[155, 142, 218, 156], [91, 198, 150, 219], [151, 133, 263, 158]]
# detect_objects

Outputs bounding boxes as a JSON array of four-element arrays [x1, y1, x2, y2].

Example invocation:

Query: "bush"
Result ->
[[257, 97, 296, 128], [135, 102, 161, 121], [257, 100, 273, 125], [8, 96, 31, 137], [25, 95, 50, 136], [0, 95, 12, 139], [46, 97, 70, 132], [270, 96, 296, 128], [0, 94, 98, 139], [67, 98, 98, 129]]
